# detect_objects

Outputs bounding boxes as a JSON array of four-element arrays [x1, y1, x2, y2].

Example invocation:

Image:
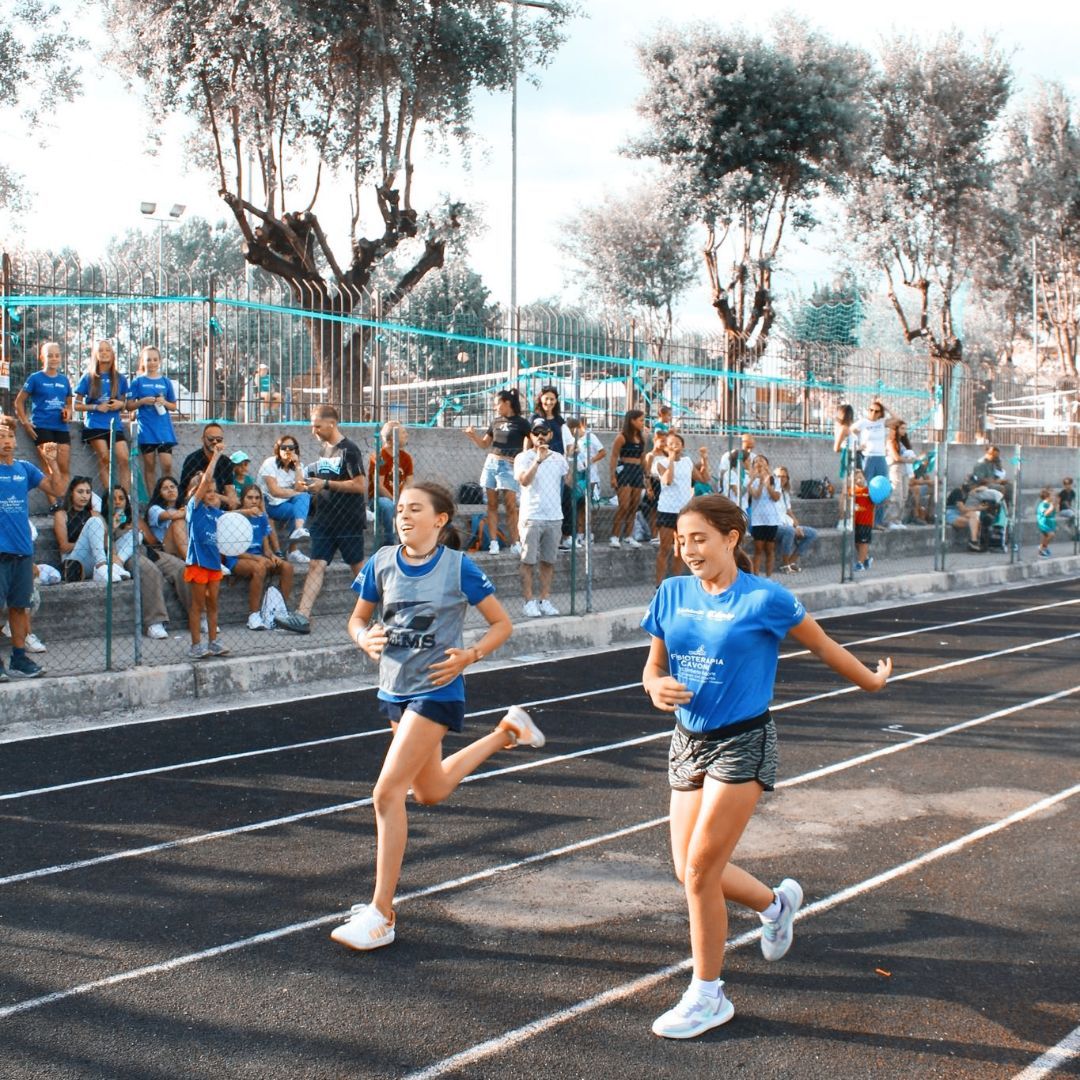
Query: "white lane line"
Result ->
[[6, 595, 1078, 801], [3, 634, 1075, 890], [2, 692, 1075, 1019], [401, 782, 1080, 1080], [1013, 1025, 1080, 1080], [0, 682, 640, 803]]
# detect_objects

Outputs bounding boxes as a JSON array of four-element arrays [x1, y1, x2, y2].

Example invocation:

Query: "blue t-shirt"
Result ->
[[1036, 500, 1056, 533], [75, 372, 129, 431], [22, 371, 72, 430], [185, 499, 223, 569], [641, 571, 806, 734], [127, 375, 177, 445], [245, 512, 271, 556], [352, 546, 495, 702], [0, 460, 45, 556]]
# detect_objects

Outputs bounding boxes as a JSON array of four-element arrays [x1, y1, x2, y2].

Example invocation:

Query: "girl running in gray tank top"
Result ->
[[331, 481, 545, 952]]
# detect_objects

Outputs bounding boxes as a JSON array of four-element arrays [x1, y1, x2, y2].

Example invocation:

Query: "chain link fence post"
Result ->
[[1010, 443, 1023, 562]]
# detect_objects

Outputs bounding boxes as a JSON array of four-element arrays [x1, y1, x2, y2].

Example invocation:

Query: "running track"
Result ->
[[1, 579, 1078, 1079]]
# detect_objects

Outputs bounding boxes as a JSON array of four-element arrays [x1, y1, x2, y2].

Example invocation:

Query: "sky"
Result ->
[[3, 0, 1079, 330]]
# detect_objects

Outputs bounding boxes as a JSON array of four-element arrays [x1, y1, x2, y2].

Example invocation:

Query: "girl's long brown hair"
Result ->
[[404, 481, 462, 550], [677, 493, 753, 573], [621, 408, 645, 443], [89, 341, 118, 400]]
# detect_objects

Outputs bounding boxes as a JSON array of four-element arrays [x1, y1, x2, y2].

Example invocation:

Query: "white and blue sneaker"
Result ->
[[652, 983, 734, 1039], [760, 878, 803, 961]]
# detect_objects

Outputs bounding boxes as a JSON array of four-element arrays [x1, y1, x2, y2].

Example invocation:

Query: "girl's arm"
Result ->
[[347, 597, 388, 662], [192, 451, 221, 504], [53, 510, 74, 556], [427, 593, 513, 687], [463, 426, 493, 450], [834, 422, 852, 450], [609, 434, 626, 481], [642, 635, 693, 712], [787, 614, 892, 691], [14, 390, 35, 436]]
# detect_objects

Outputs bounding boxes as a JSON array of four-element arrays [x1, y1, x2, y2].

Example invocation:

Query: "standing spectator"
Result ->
[[15, 340, 73, 510], [653, 404, 673, 435], [126, 345, 179, 497], [1058, 477, 1075, 538], [73, 339, 131, 495], [609, 409, 648, 548], [652, 432, 709, 586], [852, 468, 876, 571], [716, 434, 757, 513], [531, 386, 575, 549], [463, 388, 530, 554], [179, 422, 239, 510], [641, 429, 668, 544], [850, 400, 890, 525], [969, 445, 1013, 506], [565, 415, 605, 544], [774, 466, 818, 573], [257, 434, 311, 563], [1036, 488, 1056, 558], [368, 420, 414, 548], [747, 456, 783, 576], [276, 405, 368, 634], [884, 419, 916, 529], [0, 418, 64, 679], [226, 485, 294, 628], [514, 418, 568, 617], [184, 454, 230, 658], [833, 403, 856, 528]]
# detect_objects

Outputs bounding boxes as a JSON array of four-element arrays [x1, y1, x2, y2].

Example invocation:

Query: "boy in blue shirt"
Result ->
[[0, 417, 65, 679]]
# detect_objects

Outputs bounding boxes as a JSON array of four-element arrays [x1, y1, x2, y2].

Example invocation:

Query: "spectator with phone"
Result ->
[[258, 433, 312, 564]]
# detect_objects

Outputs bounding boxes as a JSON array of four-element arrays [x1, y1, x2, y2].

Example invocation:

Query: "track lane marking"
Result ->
[[1013, 1025, 1080, 1080], [401, 782, 1080, 1080], [0, 690, 1075, 1018], [4, 599, 1077, 802]]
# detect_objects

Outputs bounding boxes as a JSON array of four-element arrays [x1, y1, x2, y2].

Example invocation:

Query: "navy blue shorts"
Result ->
[[82, 427, 127, 445], [379, 697, 466, 733], [34, 427, 71, 446], [0, 553, 35, 610], [309, 524, 365, 566], [138, 442, 177, 454]]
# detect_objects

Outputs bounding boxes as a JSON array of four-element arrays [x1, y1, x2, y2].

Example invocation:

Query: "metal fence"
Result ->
[[4, 251, 1078, 446]]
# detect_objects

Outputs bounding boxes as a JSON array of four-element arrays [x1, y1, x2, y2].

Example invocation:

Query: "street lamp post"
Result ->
[[139, 201, 187, 293]]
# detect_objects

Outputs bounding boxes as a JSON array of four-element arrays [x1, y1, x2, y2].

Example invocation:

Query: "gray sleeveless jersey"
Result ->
[[373, 546, 469, 698]]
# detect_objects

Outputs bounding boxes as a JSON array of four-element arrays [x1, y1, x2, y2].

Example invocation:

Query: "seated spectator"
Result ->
[[257, 434, 311, 564], [368, 420, 414, 548], [255, 363, 283, 420], [141, 475, 193, 617], [229, 450, 256, 504], [53, 476, 129, 583], [1058, 477, 1075, 537], [225, 485, 295, 629], [774, 466, 818, 573], [907, 445, 937, 523], [969, 445, 1012, 506], [944, 482, 982, 550], [179, 422, 239, 510]]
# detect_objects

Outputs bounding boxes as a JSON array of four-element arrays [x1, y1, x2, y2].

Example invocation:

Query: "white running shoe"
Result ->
[[523, 599, 542, 618], [289, 526, 310, 541], [652, 984, 734, 1039], [559, 536, 573, 550], [624, 537, 642, 548], [498, 705, 545, 748], [608, 536, 621, 548], [93, 563, 128, 584], [247, 611, 266, 631], [24, 632, 47, 653], [330, 903, 396, 951], [287, 549, 310, 565], [538, 598, 559, 616], [510, 542, 522, 554], [146, 624, 168, 641], [488, 540, 500, 555], [760, 878, 803, 961]]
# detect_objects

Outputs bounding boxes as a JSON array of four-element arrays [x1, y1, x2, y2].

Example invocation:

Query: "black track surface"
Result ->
[[2, 579, 1078, 1079]]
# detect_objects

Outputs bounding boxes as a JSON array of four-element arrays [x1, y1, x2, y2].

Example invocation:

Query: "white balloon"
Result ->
[[217, 511, 254, 556]]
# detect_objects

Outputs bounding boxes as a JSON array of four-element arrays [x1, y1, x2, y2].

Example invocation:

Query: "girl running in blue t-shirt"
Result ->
[[331, 481, 545, 952], [641, 494, 892, 1040]]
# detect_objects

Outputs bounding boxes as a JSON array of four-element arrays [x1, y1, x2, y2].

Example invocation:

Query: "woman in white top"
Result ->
[[257, 434, 312, 564], [850, 400, 890, 525], [652, 432, 709, 585], [748, 455, 784, 576]]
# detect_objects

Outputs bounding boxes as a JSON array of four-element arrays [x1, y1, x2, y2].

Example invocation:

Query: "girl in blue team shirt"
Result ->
[[641, 494, 891, 1040], [73, 339, 130, 494], [15, 340, 73, 507], [184, 454, 229, 660], [331, 481, 545, 952], [226, 485, 294, 629], [127, 345, 179, 496]]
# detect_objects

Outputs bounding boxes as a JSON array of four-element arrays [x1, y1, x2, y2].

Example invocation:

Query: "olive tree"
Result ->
[[843, 32, 1011, 369], [627, 17, 869, 383], [101, 0, 568, 408]]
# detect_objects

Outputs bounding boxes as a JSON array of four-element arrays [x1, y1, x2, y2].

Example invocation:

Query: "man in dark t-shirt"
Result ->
[[179, 423, 238, 509], [276, 405, 367, 633]]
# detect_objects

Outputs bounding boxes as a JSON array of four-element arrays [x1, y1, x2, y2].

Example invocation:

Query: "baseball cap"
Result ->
[[531, 417, 550, 432], [230, 450, 251, 464]]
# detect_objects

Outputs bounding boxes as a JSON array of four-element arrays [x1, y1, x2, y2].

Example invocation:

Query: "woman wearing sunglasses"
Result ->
[[257, 434, 312, 565]]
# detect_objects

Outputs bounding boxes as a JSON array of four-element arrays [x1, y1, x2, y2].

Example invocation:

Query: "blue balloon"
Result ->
[[868, 475, 892, 504]]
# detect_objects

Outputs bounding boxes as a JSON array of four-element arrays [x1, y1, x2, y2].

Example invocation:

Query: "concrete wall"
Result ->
[[13, 420, 1080, 515]]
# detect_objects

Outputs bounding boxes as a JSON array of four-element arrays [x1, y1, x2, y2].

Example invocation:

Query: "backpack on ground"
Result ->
[[457, 482, 485, 504], [465, 513, 510, 552]]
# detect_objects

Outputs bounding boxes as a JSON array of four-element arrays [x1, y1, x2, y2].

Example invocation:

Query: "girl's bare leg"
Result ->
[[485, 488, 499, 545], [188, 580, 206, 643], [503, 490, 519, 543]]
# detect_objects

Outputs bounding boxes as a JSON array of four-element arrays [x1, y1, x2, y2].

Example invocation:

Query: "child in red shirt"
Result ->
[[852, 469, 874, 571]]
